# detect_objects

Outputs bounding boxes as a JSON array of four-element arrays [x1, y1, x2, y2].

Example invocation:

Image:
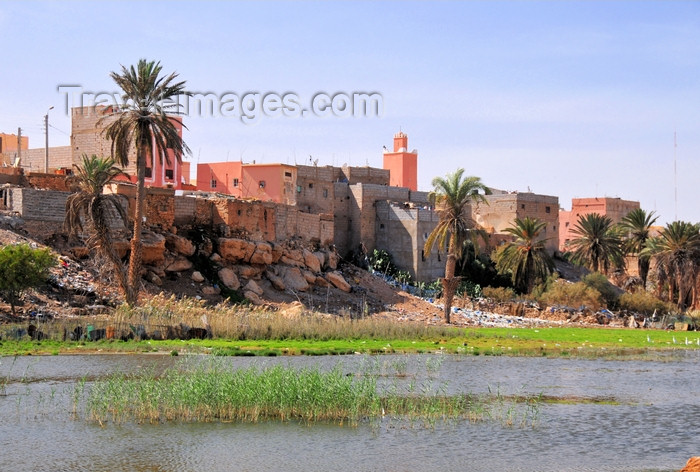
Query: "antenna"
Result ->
[[674, 131, 678, 221]]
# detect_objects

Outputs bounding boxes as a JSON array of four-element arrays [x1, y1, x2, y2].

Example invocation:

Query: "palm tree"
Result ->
[[647, 221, 700, 310], [424, 168, 488, 323], [65, 154, 129, 295], [494, 217, 554, 294], [101, 59, 190, 306], [618, 208, 658, 287], [568, 213, 624, 273]]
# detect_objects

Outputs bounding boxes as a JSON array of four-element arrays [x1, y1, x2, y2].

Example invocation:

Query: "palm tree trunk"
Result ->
[[92, 205, 129, 298], [126, 145, 147, 306], [442, 235, 460, 324]]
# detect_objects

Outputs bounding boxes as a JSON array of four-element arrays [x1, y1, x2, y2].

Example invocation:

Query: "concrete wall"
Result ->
[[375, 201, 443, 282], [20, 146, 72, 173], [473, 192, 559, 254], [6, 188, 69, 222]]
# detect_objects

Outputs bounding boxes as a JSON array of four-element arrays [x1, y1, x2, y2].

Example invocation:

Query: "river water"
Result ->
[[0, 352, 697, 472]]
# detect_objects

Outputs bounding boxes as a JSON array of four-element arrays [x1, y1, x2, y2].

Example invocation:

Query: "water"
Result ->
[[0, 353, 697, 472]]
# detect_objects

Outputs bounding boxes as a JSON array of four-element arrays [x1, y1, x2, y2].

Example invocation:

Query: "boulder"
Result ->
[[303, 249, 321, 273], [326, 271, 351, 292], [327, 251, 339, 270], [146, 271, 162, 286], [218, 268, 240, 290], [165, 233, 196, 256], [210, 252, 222, 263], [243, 279, 264, 296], [218, 238, 256, 263], [314, 276, 330, 288], [302, 269, 317, 284], [244, 290, 263, 305], [280, 248, 305, 267], [202, 285, 220, 295], [235, 264, 262, 279], [265, 270, 286, 291], [313, 251, 326, 268], [270, 243, 284, 263], [681, 457, 700, 472], [166, 257, 193, 272], [191, 271, 205, 283], [249, 242, 273, 265], [141, 232, 167, 265], [281, 266, 309, 292]]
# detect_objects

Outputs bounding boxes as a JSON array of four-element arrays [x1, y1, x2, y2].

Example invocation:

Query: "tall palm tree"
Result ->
[[495, 217, 554, 294], [424, 168, 488, 323], [101, 59, 190, 306], [65, 154, 129, 295], [647, 221, 700, 310], [618, 208, 658, 287], [568, 213, 624, 273]]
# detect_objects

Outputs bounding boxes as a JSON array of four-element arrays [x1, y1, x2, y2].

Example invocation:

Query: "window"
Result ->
[[284, 171, 292, 179], [145, 167, 152, 178], [165, 169, 174, 180], [553, 225, 556, 231], [259, 180, 266, 188], [322, 188, 328, 198], [421, 250, 425, 262], [379, 223, 385, 229], [210, 179, 217, 188], [296, 185, 302, 193], [308, 183, 313, 189], [521, 204, 525, 209], [545, 206, 551, 213], [233, 178, 239, 187]]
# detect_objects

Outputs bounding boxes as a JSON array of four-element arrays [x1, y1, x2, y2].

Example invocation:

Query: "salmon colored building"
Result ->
[[383, 131, 417, 191], [71, 106, 188, 190], [559, 197, 640, 251], [196, 161, 297, 205]]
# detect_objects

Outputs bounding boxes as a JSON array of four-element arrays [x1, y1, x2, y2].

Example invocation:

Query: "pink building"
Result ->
[[196, 161, 297, 205], [559, 197, 640, 251]]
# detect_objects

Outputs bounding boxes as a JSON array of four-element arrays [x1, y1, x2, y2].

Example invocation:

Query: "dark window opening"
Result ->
[[233, 178, 239, 187], [145, 167, 153, 178], [165, 169, 174, 180], [237, 210, 241, 216], [545, 206, 551, 213], [284, 171, 292, 178], [520, 204, 525, 209], [421, 249, 425, 262], [210, 179, 217, 188], [308, 183, 313, 189], [259, 180, 266, 188], [379, 223, 385, 229]]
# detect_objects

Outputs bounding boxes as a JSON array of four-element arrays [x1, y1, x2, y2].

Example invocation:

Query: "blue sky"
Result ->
[[1, 1, 698, 224]]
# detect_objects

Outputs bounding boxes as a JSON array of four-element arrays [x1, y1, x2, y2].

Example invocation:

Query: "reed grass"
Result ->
[[80, 360, 541, 427]]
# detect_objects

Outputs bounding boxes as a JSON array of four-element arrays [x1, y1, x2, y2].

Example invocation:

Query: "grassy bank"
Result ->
[[1, 294, 698, 357], [1, 324, 698, 358]]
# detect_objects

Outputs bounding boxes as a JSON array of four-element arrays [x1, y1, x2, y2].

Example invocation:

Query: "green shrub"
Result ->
[[618, 290, 672, 315], [537, 280, 603, 310], [482, 286, 516, 303], [581, 272, 619, 309], [0, 244, 56, 315]]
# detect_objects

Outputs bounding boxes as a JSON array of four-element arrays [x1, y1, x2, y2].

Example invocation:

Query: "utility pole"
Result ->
[[44, 106, 54, 173], [17, 127, 22, 163], [674, 131, 678, 222]]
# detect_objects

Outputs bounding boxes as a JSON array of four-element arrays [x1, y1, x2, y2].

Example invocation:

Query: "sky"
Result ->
[[1, 1, 698, 224]]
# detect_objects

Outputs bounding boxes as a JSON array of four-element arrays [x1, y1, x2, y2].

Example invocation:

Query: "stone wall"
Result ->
[[342, 166, 390, 185]]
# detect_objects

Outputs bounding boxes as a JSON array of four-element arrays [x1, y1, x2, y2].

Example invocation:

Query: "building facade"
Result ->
[[559, 197, 639, 251]]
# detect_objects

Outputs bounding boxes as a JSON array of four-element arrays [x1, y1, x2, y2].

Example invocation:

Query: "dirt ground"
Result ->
[[0, 228, 612, 328]]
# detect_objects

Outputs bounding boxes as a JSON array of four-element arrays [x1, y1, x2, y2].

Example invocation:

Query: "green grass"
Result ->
[[79, 361, 542, 427]]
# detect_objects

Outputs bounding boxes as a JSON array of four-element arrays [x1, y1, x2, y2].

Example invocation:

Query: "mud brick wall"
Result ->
[[26, 173, 71, 191], [0, 166, 22, 186], [145, 190, 175, 229], [213, 199, 276, 241]]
